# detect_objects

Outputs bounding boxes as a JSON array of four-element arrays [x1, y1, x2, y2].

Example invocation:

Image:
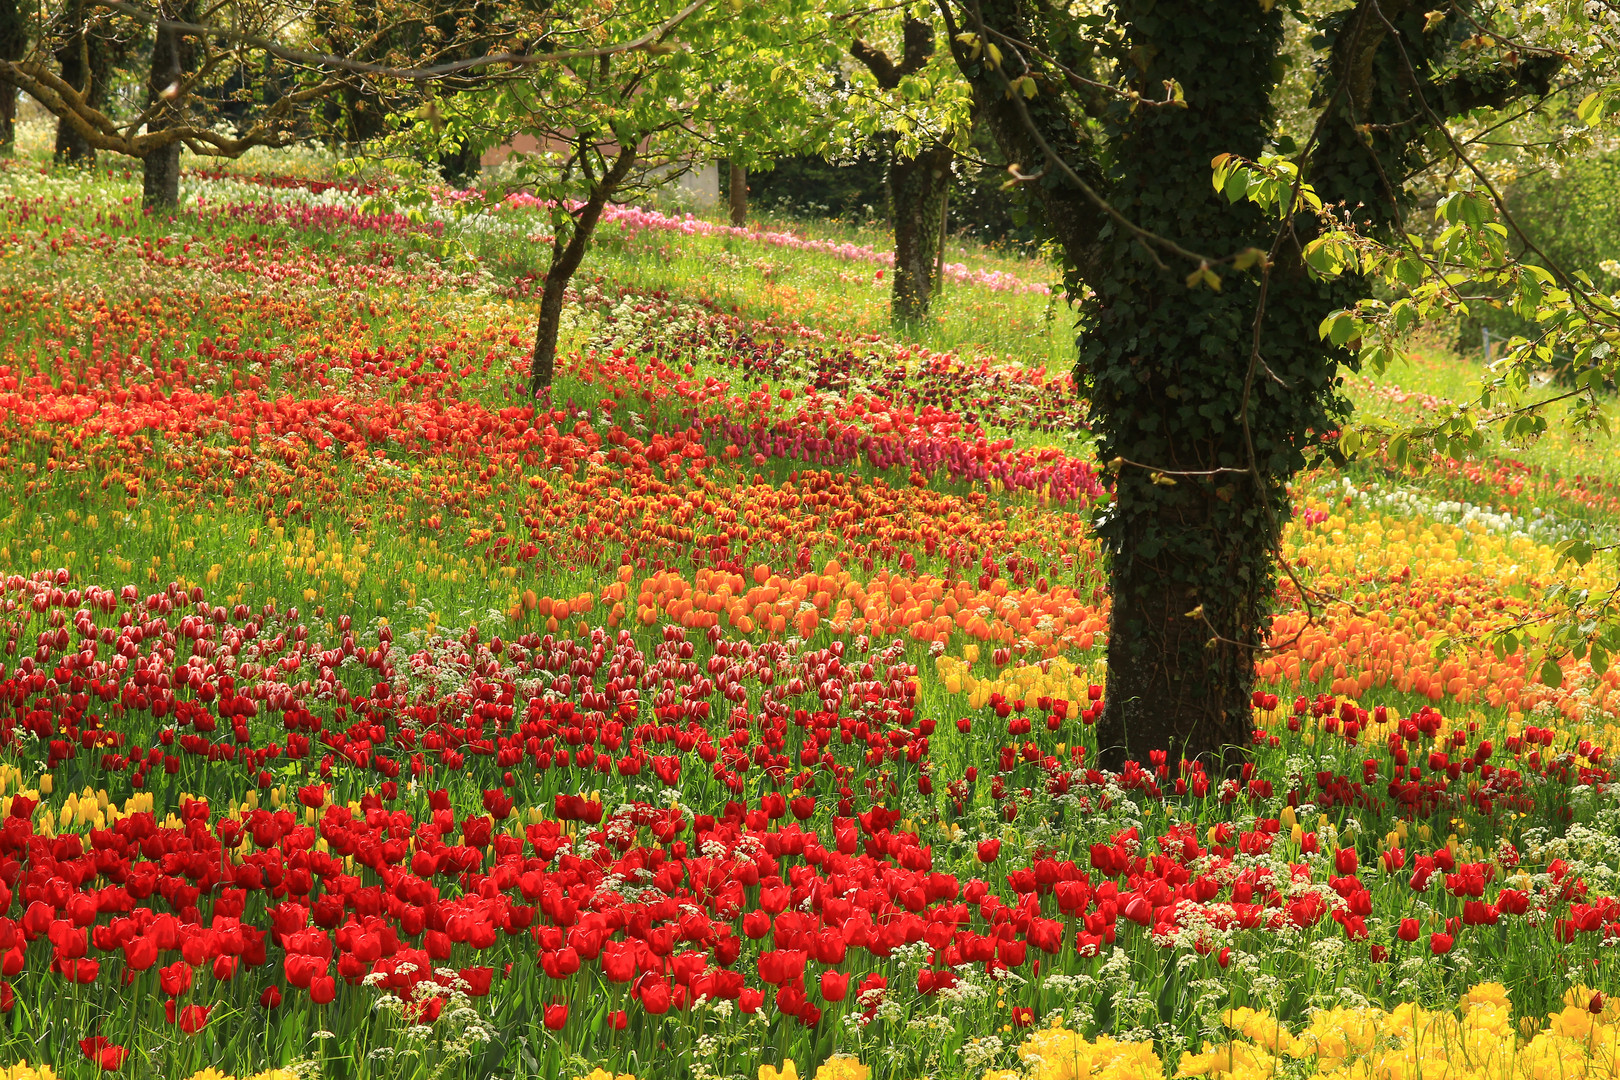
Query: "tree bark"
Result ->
[[945, 0, 1285, 772], [439, 140, 481, 186], [0, 84, 14, 152], [0, 0, 21, 153], [1092, 448, 1276, 775], [728, 161, 747, 227], [530, 145, 638, 395], [53, 15, 102, 163], [141, 0, 192, 211], [941, 0, 1562, 771], [143, 143, 181, 209], [889, 140, 952, 321]]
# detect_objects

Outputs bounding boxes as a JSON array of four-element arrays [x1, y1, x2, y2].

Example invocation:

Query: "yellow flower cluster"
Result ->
[[1177, 984, 1620, 1080], [986, 1023, 1164, 1080], [937, 652, 1102, 716], [0, 1064, 299, 1080], [756, 1058, 872, 1080], [0, 1063, 56, 1080], [575, 1071, 636, 1080]]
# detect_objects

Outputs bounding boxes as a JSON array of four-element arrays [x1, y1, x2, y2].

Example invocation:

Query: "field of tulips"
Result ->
[[5, 150, 1620, 1080]]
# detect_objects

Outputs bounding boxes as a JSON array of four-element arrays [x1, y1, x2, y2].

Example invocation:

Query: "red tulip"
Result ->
[[1334, 847, 1358, 875], [310, 975, 336, 1004], [1123, 896, 1152, 927], [1397, 918, 1420, 942], [543, 1002, 568, 1030], [601, 941, 637, 983], [123, 937, 158, 972], [639, 976, 671, 1015], [80, 1038, 129, 1072], [820, 971, 849, 1002], [977, 839, 1002, 863], [1430, 932, 1454, 956], [178, 1004, 211, 1034], [159, 961, 192, 996], [260, 985, 283, 1009], [59, 958, 100, 984]]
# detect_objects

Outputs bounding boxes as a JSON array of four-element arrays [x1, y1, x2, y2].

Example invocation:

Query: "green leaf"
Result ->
[[1222, 168, 1250, 204], [1578, 91, 1606, 127], [1540, 656, 1565, 688]]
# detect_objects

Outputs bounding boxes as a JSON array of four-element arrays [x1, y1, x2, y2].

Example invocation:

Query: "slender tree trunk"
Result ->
[[728, 162, 747, 227], [530, 146, 638, 395], [889, 140, 952, 322], [531, 235, 571, 393]]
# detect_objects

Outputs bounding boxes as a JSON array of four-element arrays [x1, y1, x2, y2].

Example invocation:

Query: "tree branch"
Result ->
[[87, 0, 711, 82]]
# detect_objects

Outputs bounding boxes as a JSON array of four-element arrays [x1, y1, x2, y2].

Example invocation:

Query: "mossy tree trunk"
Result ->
[[889, 139, 951, 321]]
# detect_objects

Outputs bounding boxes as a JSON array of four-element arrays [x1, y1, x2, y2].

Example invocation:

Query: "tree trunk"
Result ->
[[0, 0, 20, 154], [728, 162, 747, 227], [530, 244, 570, 393], [52, 0, 120, 165], [1093, 464, 1274, 775], [439, 140, 481, 186], [141, 1, 189, 211], [889, 140, 952, 322], [142, 143, 181, 210], [0, 84, 14, 152], [53, 37, 94, 163], [947, 0, 1297, 771], [530, 145, 639, 395]]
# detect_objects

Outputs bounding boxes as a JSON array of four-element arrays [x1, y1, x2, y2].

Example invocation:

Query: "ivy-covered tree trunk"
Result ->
[[890, 140, 951, 321], [1081, 1, 1309, 772], [531, 145, 638, 395], [947, 0, 1558, 770]]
